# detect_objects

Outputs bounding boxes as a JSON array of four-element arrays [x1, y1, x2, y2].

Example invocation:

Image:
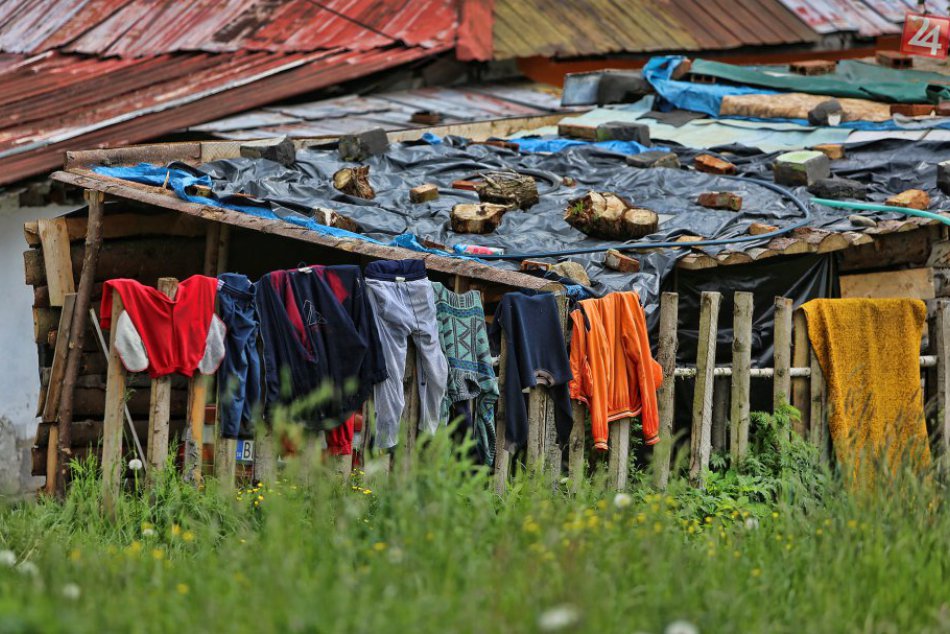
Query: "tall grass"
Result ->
[[0, 410, 947, 634]]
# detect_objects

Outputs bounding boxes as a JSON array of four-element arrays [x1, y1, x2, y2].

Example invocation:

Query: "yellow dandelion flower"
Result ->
[[816, 528, 824, 536], [68, 549, 81, 562], [751, 568, 761, 577], [823, 519, 832, 527], [257, 495, 264, 501], [171, 524, 182, 537], [362, 489, 372, 495], [704, 516, 713, 524], [126, 541, 142, 555], [847, 519, 858, 530], [182, 531, 195, 543], [176, 583, 189, 595], [733, 550, 741, 558], [653, 522, 663, 534], [151, 549, 164, 561], [373, 542, 386, 552], [771, 512, 779, 519], [687, 525, 696, 534], [596, 500, 607, 510]]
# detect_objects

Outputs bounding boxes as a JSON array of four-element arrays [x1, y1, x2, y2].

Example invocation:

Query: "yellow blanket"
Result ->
[[801, 299, 931, 484]]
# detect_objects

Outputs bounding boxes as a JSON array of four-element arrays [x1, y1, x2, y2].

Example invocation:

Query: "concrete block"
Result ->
[[409, 184, 439, 203], [240, 137, 296, 167], [694, 154, 736, 175], [807, 178, 867, 200], [697, 191, 742, 211], [595, 121, 651, 145], [338, 128, 389, 162], [886, 189, 931, 210], [626, 150, 680, 169], [890, 103, 934, 117], [938, 160, 950, 195], [789, 60, 836, 75], [877, 50, 913, 69], [604, 249, 640, 273], [773, 150, 831, 187], [597, 71, 652, 105], [807, 99, 842, 126]]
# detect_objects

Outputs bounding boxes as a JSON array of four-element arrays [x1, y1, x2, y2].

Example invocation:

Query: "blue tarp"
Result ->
[[511, 137, 664, 154]]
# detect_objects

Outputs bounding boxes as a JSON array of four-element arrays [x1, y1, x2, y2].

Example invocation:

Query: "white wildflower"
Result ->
[[128, 458, 144, 472], [16, 561, 38, 577], [387, 546, 405, 565], [665, 620, 700, 634], [0, 550, 15, 567], [612, 493, 633, 509], [744, 517, 760, 531], [142, 527, 156, 537], [538, 604, 581, 631], [61, 583, 81, 600]]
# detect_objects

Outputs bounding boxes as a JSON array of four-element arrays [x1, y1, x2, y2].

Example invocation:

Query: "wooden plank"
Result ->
[[42, 293, 77, 422], [101, 292, 127, 517], [653, 292, 678, 489], [37, 217, 75, 307], [203, 223, 222, 277], [809, 348, 828, 462], [689, 291, 721, 488], [184, 376, 209, 485], [773, 297, 793, 413], [841, 267, 934, 300], [711, 377, 729, 453], [56, 189, 104, 498], [730, 292, 753, 463], [938, 300, 950, 463], [24, 213, 207, 248], [44, 425, 58, 495], [493, 335, 510, 494], [791, 309, 809, 437], [607, 418, 631, 491], [568, 402, 585, 488], [146, 277, 178, 479], [838, 227, 937, 272]]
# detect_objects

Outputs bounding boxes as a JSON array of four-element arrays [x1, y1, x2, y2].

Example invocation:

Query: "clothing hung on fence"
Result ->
[[100, 275, 225, 378], [327, 410, 358, 456], [431, 282, 499, 466], [364, 259, 448, 450], [569, 291, 663, 451], [255, 265, 386, 431], [490, 291, 572, 452], [216, 273, 261, 439], [801, 298, 931, 485]]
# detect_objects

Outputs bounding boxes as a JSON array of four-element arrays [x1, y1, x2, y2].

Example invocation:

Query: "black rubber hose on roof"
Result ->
[[471, 174, 815, 261]]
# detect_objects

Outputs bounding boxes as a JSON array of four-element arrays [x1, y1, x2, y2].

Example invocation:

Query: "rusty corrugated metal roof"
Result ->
[[491, 0, 820, 59], [776, 0, 949, 37]]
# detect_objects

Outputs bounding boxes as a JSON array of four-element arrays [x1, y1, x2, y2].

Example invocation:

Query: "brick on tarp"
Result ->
[[877, 51, 913, 69], [886, 189, 931, 210], [694, 154, 736, 175], [890, 103, 934, 117], [595, 121, 651, 145], [789, 60, 836, 75], [748, 222, 778, 236], [604, 249, 640, 273], [697, 191, 742, 211], [773, 150, 830, 187], [626, 151, 680, 169], [409, 184, 439, 203], [807, 178, 867, 200], [338, 128, 389, 162], [938, 161, 950, 195], [937, 102, 950, 117], [813, 144, 845, 160], [240, 137, 296, 167], [558, 121, 597, 140]]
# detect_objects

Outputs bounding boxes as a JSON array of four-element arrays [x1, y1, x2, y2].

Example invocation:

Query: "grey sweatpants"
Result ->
[[365, 276, 448, 450]]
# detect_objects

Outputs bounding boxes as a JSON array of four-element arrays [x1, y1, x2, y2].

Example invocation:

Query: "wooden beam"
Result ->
[[101, 292, 127, 517], [773, 297, 793, 413], [689, 291, 721, 488], [730, 292, 753, 463], [55, 189, 105, 498], [146, 278, 178, 480], [842, 267, 934, 300], [653, 292, 678, 489], [37, 217, 75, 307], [42, 293, 77, 423], [791, 309, 809, 437], [24, 213, 206, 248]]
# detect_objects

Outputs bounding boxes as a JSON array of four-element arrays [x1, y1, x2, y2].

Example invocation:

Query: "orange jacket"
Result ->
[[569, 292, 663, 451]]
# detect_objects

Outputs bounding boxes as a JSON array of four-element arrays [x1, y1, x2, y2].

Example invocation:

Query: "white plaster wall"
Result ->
[[0, 204, 77, 443]]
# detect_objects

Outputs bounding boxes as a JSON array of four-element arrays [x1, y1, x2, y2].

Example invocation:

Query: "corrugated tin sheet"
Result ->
[[190, 83, 564, 140], [492, 0, 820, 59], [776, 0, 948, 37]]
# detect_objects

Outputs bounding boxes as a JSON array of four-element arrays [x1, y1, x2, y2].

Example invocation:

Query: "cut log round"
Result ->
[[333, 166, 375, 199], [564, 191, 658, 240], [451, 203, 514, 234], [474, 172, 539, 210]]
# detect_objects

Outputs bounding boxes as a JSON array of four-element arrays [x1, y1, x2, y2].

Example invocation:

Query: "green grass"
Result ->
[[0, 410, 948, 634]]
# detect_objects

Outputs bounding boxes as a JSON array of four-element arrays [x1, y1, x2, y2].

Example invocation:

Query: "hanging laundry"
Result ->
[[490, 291, 572, 452], [216, 273, 261, 439], [431, 282, 499, 466], [802, 298, 931, 486], [255, 265, 386, 431], [569, 292, 662, 452], [364, 260, 448, 450], [327, 410, 358, 456], [100, 275, 225, 378]]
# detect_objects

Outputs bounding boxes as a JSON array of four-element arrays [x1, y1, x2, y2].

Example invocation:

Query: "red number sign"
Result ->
[[901, 13, 950, 59]]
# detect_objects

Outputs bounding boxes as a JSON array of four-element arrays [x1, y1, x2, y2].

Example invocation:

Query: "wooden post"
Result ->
[[711, 377, 729, 453], [544, 291, 569, 482], [101, 293, 127, 516], [654, 292, 678, 489], [397, 341, 420, 475], [209, 225, 234, 487], [56, 189, 105, 497], [184, 376, 209, 485], [730, 292, 753, 463], [689, 291, 721, 488], [37, 217, 75, 307], [568, 402, 586, 489], [790, 309, 810, 437], [773, 297, 793, 413], [494, 335, 510, 495], [936, 300, 950, 462], [607, 418, 631, 491], [214, 434, 238, 489], [526, 387, 546, 471], [146, 278, 178, 479], [809, 349, 828, 462], [44, 425, 59, 496], [254, 426, 278, 485], [202, 223, 222, 277], [42, 293, 77, 423], [361, 398, 374, 460]]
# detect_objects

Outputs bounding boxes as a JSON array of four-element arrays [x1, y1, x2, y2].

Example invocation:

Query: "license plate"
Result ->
[[236, 440, 254, 463]]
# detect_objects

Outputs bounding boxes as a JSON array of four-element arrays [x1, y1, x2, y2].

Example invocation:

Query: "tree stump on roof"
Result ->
[[451, 203, 515, 234], [564, 191, 658, 240], [333, 166, 375, 199], [475, 172, 539, 210]]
